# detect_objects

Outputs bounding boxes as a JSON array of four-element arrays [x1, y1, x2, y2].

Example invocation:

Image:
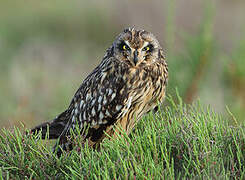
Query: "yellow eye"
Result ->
[[143, 45, 151, 51], [122, 44, 130, 51]]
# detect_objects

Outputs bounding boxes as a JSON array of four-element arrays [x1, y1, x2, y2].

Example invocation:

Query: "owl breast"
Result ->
[[105, 60, 168, 137]]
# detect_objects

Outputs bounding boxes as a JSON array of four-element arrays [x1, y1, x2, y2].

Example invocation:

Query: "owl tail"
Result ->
[[30, 110, 69, 139]]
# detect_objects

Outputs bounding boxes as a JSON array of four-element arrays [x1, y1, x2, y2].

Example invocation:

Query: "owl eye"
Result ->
[[123, 44, 130, 51], [144, 46, 150, 51], [119, 42, 130, 51], [142, 44, 153, 52]]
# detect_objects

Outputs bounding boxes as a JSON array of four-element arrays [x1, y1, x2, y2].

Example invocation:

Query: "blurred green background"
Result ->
[[0, 0, 244, 128]]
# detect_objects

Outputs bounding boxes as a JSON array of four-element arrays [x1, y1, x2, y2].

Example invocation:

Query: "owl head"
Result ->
[[113, 27, 164, 67]]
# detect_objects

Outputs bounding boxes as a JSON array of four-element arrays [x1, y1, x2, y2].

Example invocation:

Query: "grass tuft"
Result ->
[[0, 97, 244, 179]]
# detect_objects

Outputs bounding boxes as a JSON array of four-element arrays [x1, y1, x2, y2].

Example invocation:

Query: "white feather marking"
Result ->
[[72, 116, 75, 123], [111, 93, 116, 101], [101, 73, 107, 83], [103, 95, 107, 105], [99, 111, 104, 120], [86, 92, 91, 101], [108, 88, 113, 96], [83, 111, 86, 120], [105, 109, 111, 117], [74, 103, 78, 108], [91, 99, 96, 106], [141, 41, 150, 50], [120, 88, 124, 94], [116, 105, 122, 111], [87, 115, 91, 122], [80, 100, 84, 109], [118, 96, 133, 118], [125, 40, 131, 48], [98, 96, 103, 104], [76, 108, 80, 115], [127, 96, 133, 109], [71, 109, 74, 116], [92, 107, 96, 116], [91, 120, 96, 126], [98, 104, 101, 111]]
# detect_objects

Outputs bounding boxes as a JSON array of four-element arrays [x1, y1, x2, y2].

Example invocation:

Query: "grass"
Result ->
[[0, 96, 244, 179]]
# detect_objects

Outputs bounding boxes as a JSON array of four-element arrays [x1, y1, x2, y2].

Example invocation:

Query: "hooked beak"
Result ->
[[133, 50, 138, 65]]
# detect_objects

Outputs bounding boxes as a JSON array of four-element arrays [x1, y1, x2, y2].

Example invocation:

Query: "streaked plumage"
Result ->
[[31, 28, 168, 156]]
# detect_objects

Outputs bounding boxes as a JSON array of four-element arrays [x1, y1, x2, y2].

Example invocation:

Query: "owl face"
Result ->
[[113, 28, 162, 67]]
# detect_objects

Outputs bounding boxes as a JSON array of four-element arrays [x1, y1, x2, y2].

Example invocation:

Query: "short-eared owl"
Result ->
[[31, 28, 168, 156]]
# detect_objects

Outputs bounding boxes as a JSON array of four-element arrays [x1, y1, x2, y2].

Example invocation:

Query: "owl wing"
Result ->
[[60, 56, 132, 142]]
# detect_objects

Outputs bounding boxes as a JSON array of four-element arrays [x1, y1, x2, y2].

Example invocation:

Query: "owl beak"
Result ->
[[133, 50, 139, 65]]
